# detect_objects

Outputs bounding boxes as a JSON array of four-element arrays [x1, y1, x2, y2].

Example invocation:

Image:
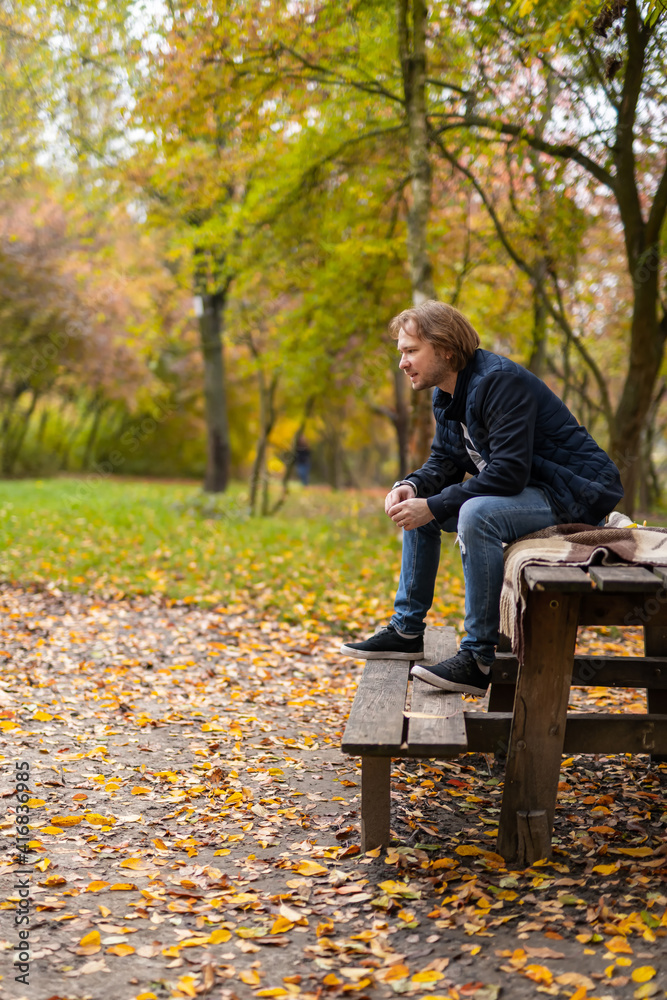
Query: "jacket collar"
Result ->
[[432, 351, 477, 421]]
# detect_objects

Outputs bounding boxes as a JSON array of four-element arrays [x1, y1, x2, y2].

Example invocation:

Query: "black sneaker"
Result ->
[[411, 648, 492, 696], [340, 625, 424, 660]]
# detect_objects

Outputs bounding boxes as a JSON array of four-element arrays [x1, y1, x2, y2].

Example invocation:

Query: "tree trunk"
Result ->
[[198, 289, 231, 493], [3, 388, 39, 475], [394, 367, 411, 479], [607, 0, 666, 517], [610, 268, 663, 517], [249, 369, 279, 516], [397, 0, 436, 469], [527, 263, 548, 378], [82, 394, 106, 469]]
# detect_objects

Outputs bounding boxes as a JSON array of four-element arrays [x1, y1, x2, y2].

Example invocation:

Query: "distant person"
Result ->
[[295, 435, 311, 486], [340, 300, 623, 696]]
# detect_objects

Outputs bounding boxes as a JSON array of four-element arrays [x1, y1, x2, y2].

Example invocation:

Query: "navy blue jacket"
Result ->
[[406, 349, 623, 526]]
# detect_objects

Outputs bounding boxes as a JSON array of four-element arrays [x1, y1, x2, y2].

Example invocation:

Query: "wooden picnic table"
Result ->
[[342, 562, 667, 865]]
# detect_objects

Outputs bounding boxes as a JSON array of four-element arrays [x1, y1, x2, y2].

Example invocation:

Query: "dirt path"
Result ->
[[0, 585, 665, 1000]]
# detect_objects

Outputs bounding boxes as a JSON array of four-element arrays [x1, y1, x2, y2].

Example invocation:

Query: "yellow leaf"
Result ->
[[39, 826, 64, 835], [106, 943, 135, 956], [49, 815, 82, 827], [411, 970, 444, 983], [130, 786, 151, 795], [323, 974, 342, 986], [120, 858, 147, 869], [79, 930, 101, 947], [84, 812, 116, 826], [592, 863, 620, 875], [256, 990, 289, 998], [135, 994, 158, 1000], [32, 710, 53, 721], [86, 880, 111, 892], [239, 970, 261, 986], [615, 847, 653, 857], [455, 845, 482, 856], [295, 860, 327, 876], [523, 964, 553, 985], [174, 975, 197, 998], [78, 929, 101, 955], [180, 937, 210, 948], [607, 936, 633, 954], [208, 928, 231, 944], [34, 858, 51, 872], [27, 798, 46, 808], [270, 915, 294, 934], [109, 883, 138, 891], [384, 964, 410, 981], [632, 967, 656, 983]]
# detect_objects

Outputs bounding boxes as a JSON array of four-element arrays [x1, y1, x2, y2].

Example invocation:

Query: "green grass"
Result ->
[[0, 478, 465, 633]]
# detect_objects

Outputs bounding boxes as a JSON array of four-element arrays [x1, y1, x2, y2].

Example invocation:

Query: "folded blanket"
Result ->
[[500, 522, 667, 661]]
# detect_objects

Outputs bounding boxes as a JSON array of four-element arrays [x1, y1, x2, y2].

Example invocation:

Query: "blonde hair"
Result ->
[[389, 300, 480, 372]]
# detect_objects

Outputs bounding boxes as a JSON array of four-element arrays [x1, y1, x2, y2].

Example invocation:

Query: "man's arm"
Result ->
[[426, 372, 538, 524]]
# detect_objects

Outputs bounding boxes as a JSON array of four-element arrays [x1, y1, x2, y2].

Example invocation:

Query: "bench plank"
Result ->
[[421, 624, 458, 666], [523, 566, 592, 592], [405, 681, 467, 753], [493, 653, 667, 690], [462, 712, 667, 755], [588, 565, 664, 592], [341, 661, 409, 754]]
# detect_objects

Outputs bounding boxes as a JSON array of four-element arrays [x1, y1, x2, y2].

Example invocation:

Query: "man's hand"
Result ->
[[388, 498, 435, 530], [384, 484, 415, 515]]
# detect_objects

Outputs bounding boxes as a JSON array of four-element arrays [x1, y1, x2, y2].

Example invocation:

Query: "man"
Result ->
[[341, 301, 623, 695]]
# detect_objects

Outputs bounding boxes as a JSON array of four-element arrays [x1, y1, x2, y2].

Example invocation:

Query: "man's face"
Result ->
[[397, 325, 452, 391]]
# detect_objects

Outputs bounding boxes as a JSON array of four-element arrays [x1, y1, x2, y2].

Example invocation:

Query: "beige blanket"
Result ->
[[500, 522, 667, 660]]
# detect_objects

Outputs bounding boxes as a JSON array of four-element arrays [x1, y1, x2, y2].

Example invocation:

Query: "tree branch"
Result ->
[[431, 114, 615, 191], [430, 132, 614, 427]]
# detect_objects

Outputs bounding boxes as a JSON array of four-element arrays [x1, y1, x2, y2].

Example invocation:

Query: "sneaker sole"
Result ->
[[339, 644, 423, 660], [411, 664, 488, 696]]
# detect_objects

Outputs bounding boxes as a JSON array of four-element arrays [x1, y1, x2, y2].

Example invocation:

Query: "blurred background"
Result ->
[[1, 0, 666, 522]]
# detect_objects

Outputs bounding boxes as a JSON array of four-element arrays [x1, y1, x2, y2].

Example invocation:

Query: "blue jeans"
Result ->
[[389, 487, 557, 665]]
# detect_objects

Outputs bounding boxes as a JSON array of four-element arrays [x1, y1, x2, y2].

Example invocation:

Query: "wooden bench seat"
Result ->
[[342, 561, 667, 862]]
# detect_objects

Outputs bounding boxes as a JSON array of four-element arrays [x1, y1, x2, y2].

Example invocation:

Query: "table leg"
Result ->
[[360, 757, 391, 851], [497, 590, 580, 865]]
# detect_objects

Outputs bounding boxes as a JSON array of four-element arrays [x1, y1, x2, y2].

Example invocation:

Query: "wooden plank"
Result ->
[[420, 624, 458, 666], [579, 593, 667, 627], [523, 565, 592, 592], [652, 566, 667, 586], [341, 661, 409, 754], [571, 655, 667, 688], [361, 757, 391, 851], [563, 714, 667, 754], [644, 625, 667, 762], [492, 654, 667, 689], [463, 713, 667, 756], [351, 712, 667, 757], [497, 589, 580, 864], [404, 681, 467, 754], [588, 565, 664, 592]]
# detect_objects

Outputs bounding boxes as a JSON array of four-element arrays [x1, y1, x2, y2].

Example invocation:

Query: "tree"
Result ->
[[431, 0, 667, 514]]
